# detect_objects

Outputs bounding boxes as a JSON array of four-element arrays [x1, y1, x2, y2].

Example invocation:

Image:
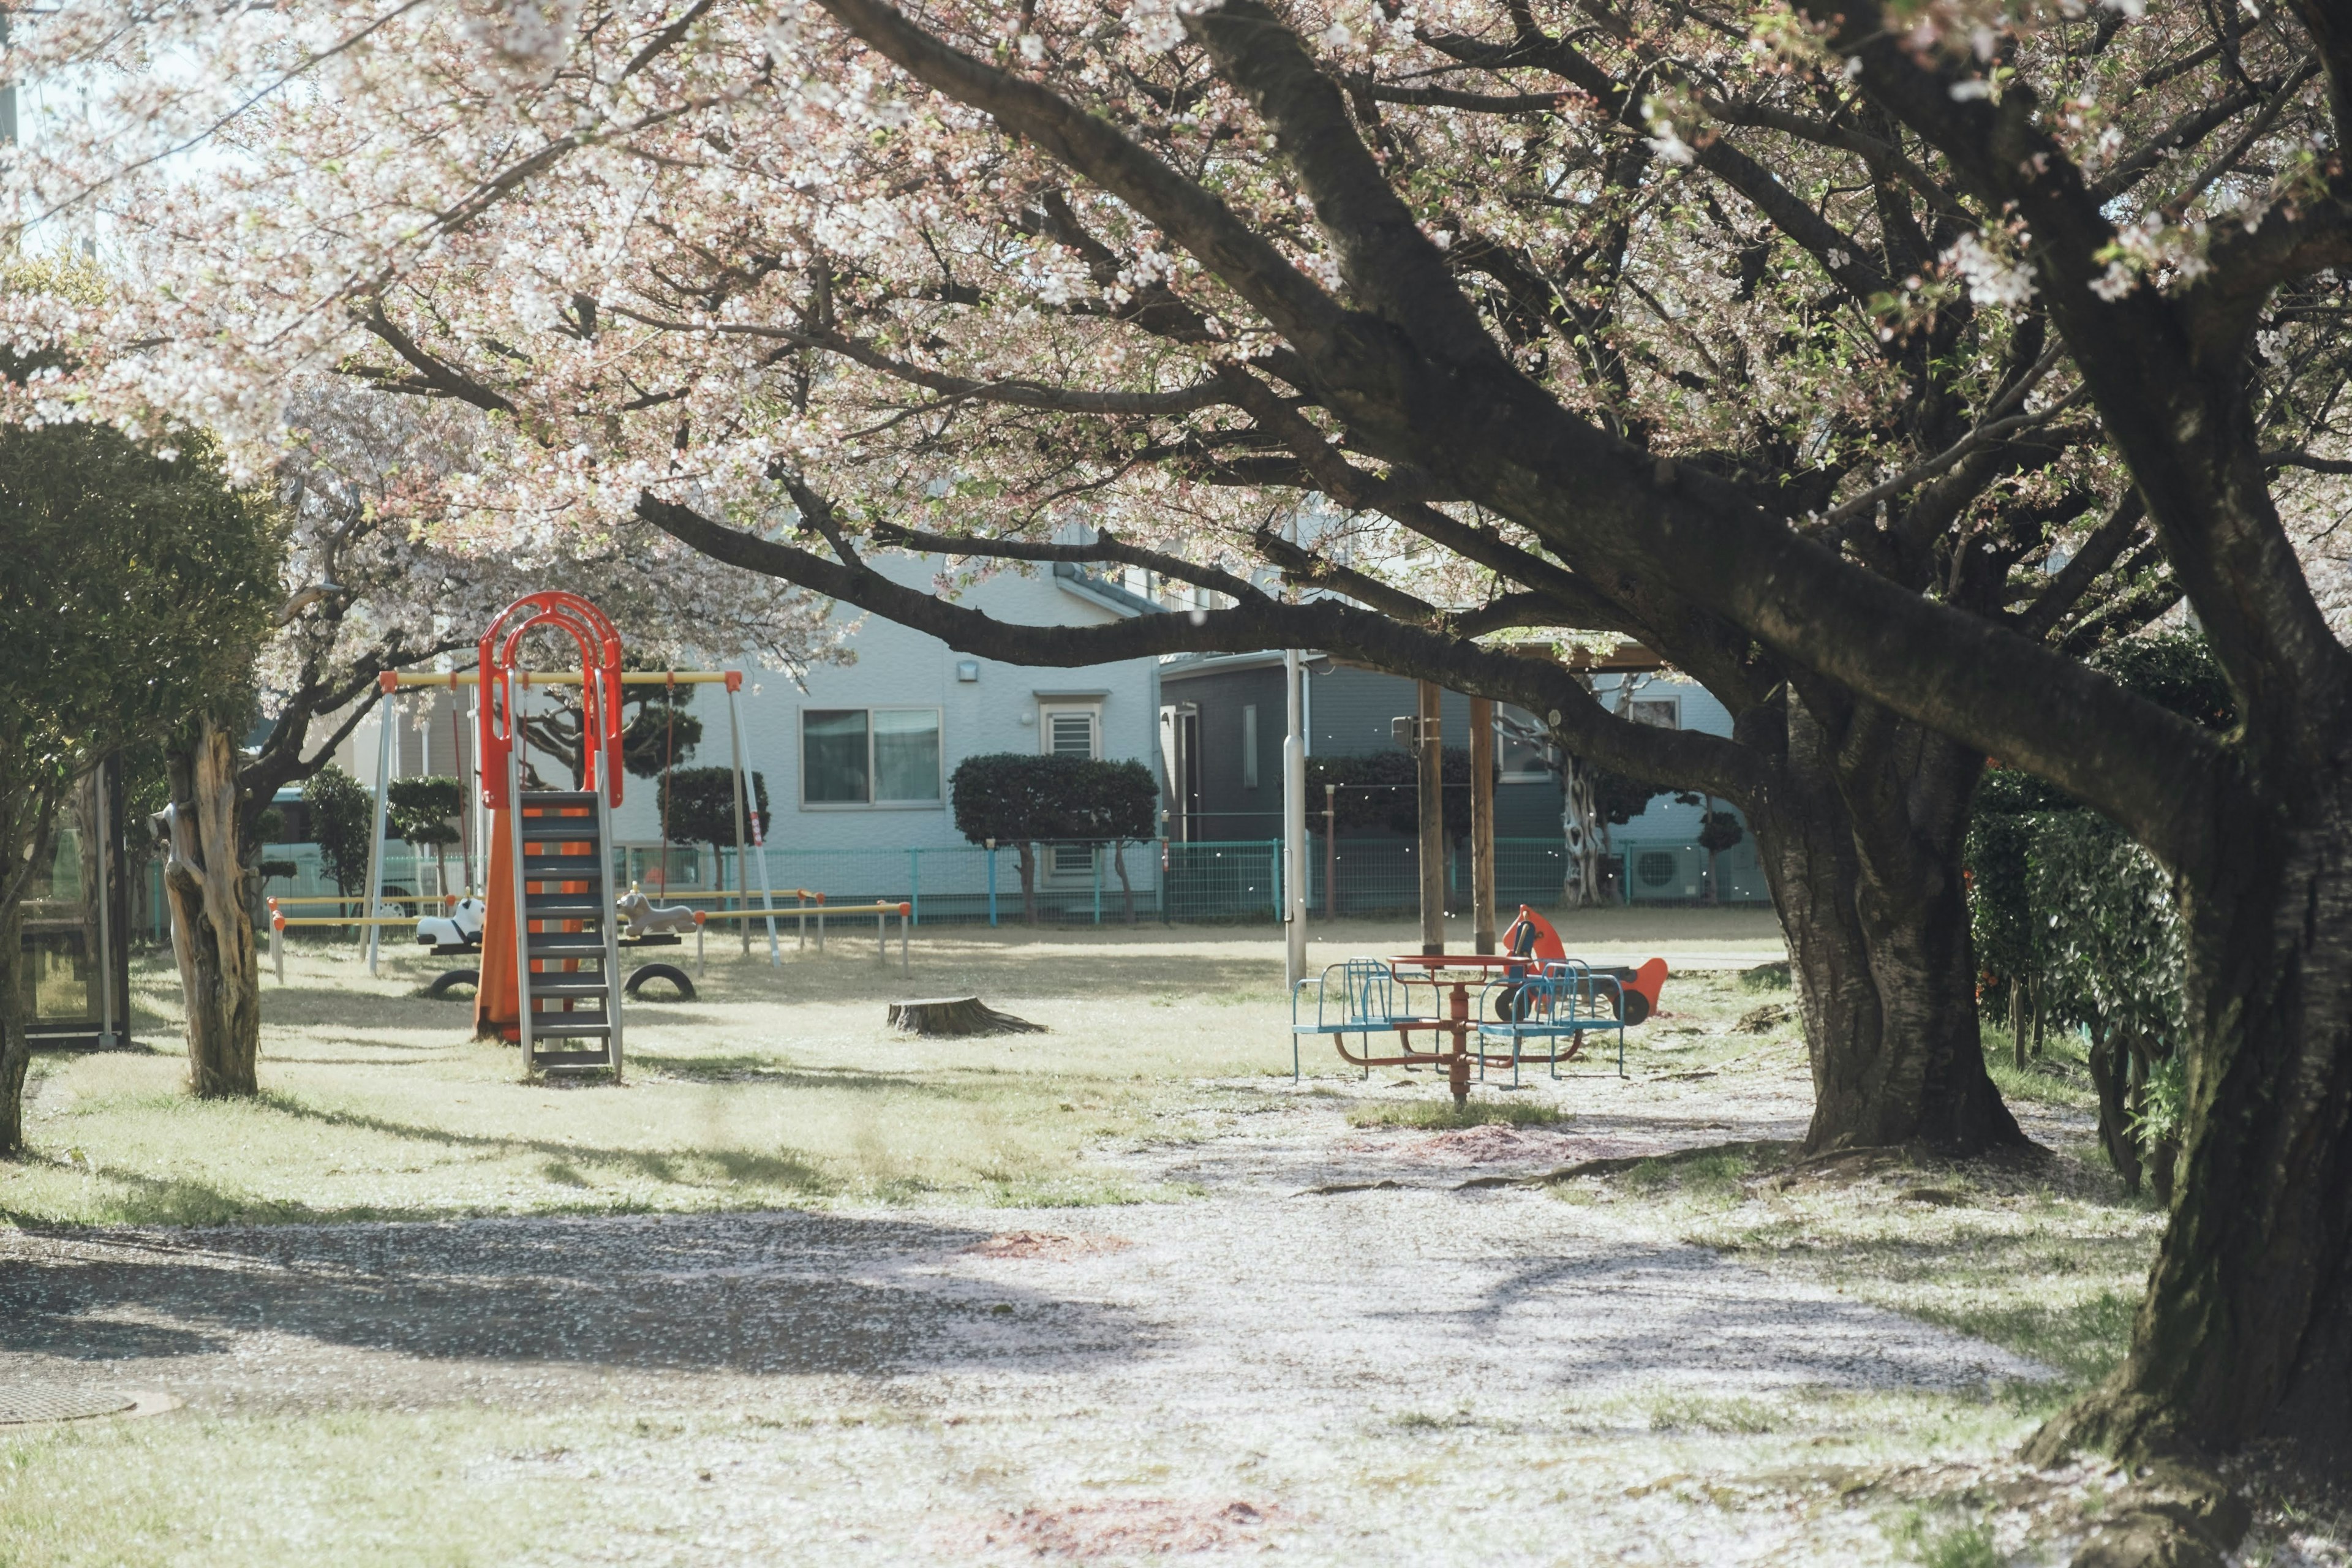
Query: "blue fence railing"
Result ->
[[225, 831, 1769, 941]]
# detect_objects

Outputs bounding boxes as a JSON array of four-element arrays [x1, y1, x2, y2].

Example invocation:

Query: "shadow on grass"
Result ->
[[631, 1054, 982, 1095], [241, 1090, 835, 1199], [0, 1203, 1150, 1381], [1706, 1212, 2147, 1385]]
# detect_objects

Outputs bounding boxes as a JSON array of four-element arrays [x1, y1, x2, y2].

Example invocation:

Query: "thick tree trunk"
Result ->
[[2088, 1025, 2144, 1195], [0, 900, 27, 1157], [2038, 792, 2352, 1464], [162, 719, 260, 1098], [1754, 695, 2024, 1155]]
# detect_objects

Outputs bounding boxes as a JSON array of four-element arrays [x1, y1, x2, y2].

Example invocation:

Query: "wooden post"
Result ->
[[1469, 695, 1496, 955], [1417, 680, 1445, 956]]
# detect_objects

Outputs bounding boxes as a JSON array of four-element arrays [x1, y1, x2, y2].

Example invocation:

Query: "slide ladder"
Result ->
[[513, 787, 625, 1073]]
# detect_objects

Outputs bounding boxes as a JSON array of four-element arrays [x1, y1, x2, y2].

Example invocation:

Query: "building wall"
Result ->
[[1157, 656, 1741, 845], [319, 556, 1163, 881]]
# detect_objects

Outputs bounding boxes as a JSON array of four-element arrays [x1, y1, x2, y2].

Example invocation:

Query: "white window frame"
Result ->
[[798, 705, 946, 810], [1496, 704, 1555, 783], [1038, 703, 1102, 760], [1628, 697, 1681, 730]]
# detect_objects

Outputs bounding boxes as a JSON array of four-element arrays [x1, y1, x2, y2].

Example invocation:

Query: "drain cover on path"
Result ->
[[0, 1387, 137, 1424]]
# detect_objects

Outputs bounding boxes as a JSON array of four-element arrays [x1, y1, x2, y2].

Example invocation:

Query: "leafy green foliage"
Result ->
[[0, 422, 279, 777], [1696, 809, 1745, 854], [2135, 1054, 2188, 1151], [302, 766, 372, 896], [2092, 631, 2236, 734], [1585, 767, 1698, 828], [657, 766, 769, 854], [1964, 631, 2229, 1181], [385, 776, 462, 846], [950, 753, 1159, 845], [521, 663, 704, 786], [1302, 747, 1491, 837]]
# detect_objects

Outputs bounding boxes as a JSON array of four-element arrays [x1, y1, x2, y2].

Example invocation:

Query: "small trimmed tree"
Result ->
[[1697, 805, 1745, 907], [386, 776, 463, 897], [303, 766, 372, 899], [949, 753, 1080, 923], [657, 767, 767, 891], [1302, 748, 1479, 839], [1067, 760, 1158, 924], [951, 754, 1161, 923]]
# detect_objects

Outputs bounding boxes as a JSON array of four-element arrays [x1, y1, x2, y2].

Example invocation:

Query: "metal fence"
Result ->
[[190, 829, 1770, 944]]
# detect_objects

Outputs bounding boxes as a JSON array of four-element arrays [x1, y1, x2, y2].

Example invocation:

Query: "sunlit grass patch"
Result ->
[[1981, 1028, 2100, 1112], [1646, 1393, 1782, 1434], [1345, 1099, 1569, 1129], [4, 942, 1297, 1225], [1891, 1508, 2003, 1568]]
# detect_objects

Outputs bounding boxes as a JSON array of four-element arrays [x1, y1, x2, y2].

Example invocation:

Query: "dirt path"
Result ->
[[0, 1063, 2073, 1565]]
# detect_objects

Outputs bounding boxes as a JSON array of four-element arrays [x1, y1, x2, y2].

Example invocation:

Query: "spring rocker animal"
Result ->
[[1496, 905, 1668, 1026]]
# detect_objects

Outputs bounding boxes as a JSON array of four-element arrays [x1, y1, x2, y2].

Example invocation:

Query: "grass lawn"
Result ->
[[4, 912, 2339, 1566]]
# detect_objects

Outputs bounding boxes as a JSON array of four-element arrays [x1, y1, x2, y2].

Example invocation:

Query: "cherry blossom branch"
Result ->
[[813, 0, 1349, 351]]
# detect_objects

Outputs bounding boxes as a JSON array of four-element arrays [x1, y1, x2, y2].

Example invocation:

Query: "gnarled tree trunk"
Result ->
[[162, 717, 260, 1098], [1754, 694, 2022, 1155], [2038, 788, 2352, 1464]]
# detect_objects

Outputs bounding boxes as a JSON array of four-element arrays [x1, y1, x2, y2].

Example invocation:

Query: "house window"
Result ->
[[1242, 704, 1259, 790], [1042, 707, 1099, 759], [1629, 698, 1680, 729], [801, 708, 943, 806], [1497, 705, 1553, 782]]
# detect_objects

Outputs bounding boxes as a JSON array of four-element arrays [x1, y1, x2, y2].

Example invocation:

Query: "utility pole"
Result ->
[[1469, 695, 1496, 954], [1416, 680, 1445, 956], [1283, 648, 1307, 989]]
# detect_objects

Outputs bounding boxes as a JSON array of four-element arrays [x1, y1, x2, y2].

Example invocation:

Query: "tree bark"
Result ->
[[162, 718, 261, 1098], [0, 900, 26, 1157], [2089, 1025, 2144, 1195], [2037, 794, 2352, 1464], [886, 995, 1046, 1036], [1017, 841, 1037, 924], [1754, 695, 2024, 1155]]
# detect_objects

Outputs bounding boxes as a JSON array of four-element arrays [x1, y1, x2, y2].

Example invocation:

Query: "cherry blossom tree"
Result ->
[[170, 378, 837, 1098], [7, 0, 2352, 1482]]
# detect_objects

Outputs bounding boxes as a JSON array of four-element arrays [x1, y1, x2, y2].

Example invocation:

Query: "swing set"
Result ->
[[266, 591, 913, 1076]]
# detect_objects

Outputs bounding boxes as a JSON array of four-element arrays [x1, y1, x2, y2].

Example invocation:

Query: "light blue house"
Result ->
[[603, 555, 1166, 922]]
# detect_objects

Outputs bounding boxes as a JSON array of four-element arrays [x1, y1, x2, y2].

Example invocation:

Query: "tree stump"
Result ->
[[886, 997, 1045, 1036]]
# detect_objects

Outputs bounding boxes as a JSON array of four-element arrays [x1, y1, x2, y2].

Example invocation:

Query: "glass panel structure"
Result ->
[[803, 710, 869, 803], [873, 710, 941, 802]]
